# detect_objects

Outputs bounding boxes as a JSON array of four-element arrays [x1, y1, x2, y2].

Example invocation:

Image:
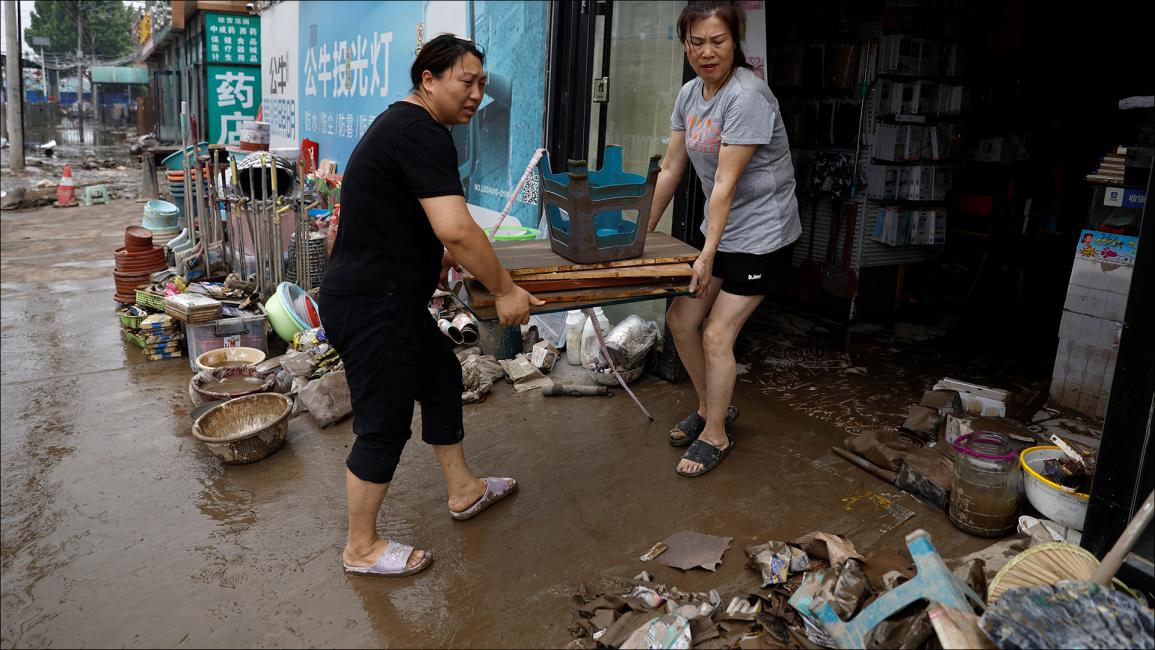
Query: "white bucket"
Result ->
[[1021, 446, 1090, 531]]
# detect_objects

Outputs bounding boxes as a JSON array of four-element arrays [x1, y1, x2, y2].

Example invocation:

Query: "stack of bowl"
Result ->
[[142, 199, 182, 243], [113, 226, 169, 304]]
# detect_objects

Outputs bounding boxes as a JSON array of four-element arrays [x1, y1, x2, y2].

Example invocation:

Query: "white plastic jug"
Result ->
[[563, 310, 587, 365], [579, 308, 612, 370]]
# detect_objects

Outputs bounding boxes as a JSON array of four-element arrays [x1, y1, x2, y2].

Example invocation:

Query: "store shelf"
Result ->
[[871, 198, 948, 206], [878, 113, 965, 124], [876, 72, 966, 82], [870, 158, 956, 166]]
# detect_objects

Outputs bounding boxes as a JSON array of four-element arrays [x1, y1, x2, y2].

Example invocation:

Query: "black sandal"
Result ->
[[667, 405, 740, 447], [676, 434, 735, 477]]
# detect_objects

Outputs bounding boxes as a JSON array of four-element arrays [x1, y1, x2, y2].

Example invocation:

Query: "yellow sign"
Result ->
[[138, 14, 152, 46]]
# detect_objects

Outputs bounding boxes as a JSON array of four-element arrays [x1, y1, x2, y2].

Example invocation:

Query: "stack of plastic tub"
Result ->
[[264, 282, 321, 343], [160, 143, 209, 224]]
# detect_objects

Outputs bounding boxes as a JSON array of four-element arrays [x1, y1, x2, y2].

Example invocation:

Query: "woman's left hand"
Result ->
[[689, 254, 713, 298], [439, 249, 463, 289]]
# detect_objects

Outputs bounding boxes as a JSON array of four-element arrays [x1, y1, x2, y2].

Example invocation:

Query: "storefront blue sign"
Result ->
[[298, 0, 548, 226]]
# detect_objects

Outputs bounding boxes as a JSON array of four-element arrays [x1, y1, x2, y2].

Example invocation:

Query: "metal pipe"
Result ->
[[296, 158, 307, 289], [832, 446, 899, 483], [259, 154, 270, 300], [188, 152, 205, 274], [179, 102, 193, 250], [216, 151, 233, 274], [452, 312, 479, 346], [270, 156, 283, 287], [249, 166, 262, 297], [437, 319, 464, 345]]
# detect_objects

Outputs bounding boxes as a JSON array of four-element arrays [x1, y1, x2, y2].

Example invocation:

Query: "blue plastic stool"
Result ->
[[537, 144, 660, 264], [789, 529, 985, 649]]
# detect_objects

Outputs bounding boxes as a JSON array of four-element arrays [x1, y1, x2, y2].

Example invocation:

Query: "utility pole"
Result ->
[[76, 2, 83, 146], [4, 0, 25, 170]]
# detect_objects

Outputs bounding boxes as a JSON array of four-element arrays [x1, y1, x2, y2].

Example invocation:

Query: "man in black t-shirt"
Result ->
[[320, 35, 542, 578]]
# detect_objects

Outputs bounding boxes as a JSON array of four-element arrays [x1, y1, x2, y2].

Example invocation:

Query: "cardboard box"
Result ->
[[1049, 337, 1117, 419], [933, 377, 1008, 417]]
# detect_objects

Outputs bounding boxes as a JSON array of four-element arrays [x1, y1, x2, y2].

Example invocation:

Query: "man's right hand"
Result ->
[[494, 285, 545, 326]]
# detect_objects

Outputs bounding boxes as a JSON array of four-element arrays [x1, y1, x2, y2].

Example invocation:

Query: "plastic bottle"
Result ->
[[579, 308, 612, 369], [564, 310, 587, 365]]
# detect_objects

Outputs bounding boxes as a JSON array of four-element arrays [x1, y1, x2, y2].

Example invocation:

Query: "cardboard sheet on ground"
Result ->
[[843, 493, 917, 551], [657, 531, 733, 572]]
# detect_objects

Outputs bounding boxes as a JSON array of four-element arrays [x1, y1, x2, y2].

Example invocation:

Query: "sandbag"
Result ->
[[298, 369, 351, 427]]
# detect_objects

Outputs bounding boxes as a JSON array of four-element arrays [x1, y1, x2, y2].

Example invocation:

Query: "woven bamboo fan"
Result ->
[[987, 542, 1099, 604]]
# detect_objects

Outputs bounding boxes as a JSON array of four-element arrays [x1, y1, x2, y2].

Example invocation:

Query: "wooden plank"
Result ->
[[509, 262, 694, 282], [465, 278, 691, 308], [487, 232, 700, 276], [514, 276, 652, 293], [457, 281, 691, 321]]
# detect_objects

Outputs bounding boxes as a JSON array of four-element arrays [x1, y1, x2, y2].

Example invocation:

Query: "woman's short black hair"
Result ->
[[677, 1, 751, 70], [410, 33, 486, 91]]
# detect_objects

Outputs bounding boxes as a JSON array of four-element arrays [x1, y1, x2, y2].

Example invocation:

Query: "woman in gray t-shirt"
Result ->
[[646, 1, 801, 477]]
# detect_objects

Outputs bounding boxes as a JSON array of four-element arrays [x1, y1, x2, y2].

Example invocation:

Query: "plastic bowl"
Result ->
[[192, 393, 291, 464], [195, 346, 267, 373], [276, 282, 318, 331], [1020, 446, 1090, 531], [265, 284, 307, 343]]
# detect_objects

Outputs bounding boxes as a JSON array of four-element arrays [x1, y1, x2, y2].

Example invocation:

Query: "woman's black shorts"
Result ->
[[710, 246, 793, 296]]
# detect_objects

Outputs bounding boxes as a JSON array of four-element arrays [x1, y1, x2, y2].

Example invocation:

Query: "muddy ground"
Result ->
[[3, 199, 1055, 648]]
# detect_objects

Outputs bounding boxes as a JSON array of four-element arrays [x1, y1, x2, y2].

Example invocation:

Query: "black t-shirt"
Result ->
[[320, 102, 463, 299]]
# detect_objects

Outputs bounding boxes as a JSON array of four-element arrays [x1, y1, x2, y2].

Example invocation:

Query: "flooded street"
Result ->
[[3, 201, 1004, 648]]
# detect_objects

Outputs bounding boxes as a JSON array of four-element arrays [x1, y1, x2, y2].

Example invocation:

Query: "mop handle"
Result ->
[[584, 308, 653, 421], [488, 148, 547, 242]]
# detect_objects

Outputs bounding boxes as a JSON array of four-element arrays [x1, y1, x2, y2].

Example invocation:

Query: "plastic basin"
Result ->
[[188, 365, 276, 406], [265, 283, 307, 343], [143, 200, 180, 229], [161, 143, 209, 170], [277, 282, 318, 331], [195, 346, 267, 373], [1020, 446, 1090, 531], [192, 393, 291, 464]]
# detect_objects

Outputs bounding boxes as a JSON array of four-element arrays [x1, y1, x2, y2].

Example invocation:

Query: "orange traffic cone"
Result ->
[[53, 165, 79, 208]]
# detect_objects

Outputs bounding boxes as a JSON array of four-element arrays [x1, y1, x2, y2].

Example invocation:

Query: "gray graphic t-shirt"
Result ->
[[672, 67, 801, 254]]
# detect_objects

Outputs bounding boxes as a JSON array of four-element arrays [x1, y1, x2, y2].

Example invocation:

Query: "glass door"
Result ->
[[588, 0, 687, 236], [582, 1, 687, 326]]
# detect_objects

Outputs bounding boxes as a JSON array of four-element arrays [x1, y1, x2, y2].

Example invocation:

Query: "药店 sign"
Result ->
[[208, 64, 262, 145]]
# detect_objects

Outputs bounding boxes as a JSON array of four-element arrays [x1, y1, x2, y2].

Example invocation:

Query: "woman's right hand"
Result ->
[[494, 285, 545, 326], [689, 253, 714, 298]]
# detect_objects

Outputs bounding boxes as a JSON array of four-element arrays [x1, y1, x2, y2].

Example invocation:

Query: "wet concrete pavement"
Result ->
[[3, 200, 1000, 648]]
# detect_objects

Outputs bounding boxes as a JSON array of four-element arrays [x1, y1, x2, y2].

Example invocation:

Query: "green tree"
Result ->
[[24, 0, 136, 60]]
